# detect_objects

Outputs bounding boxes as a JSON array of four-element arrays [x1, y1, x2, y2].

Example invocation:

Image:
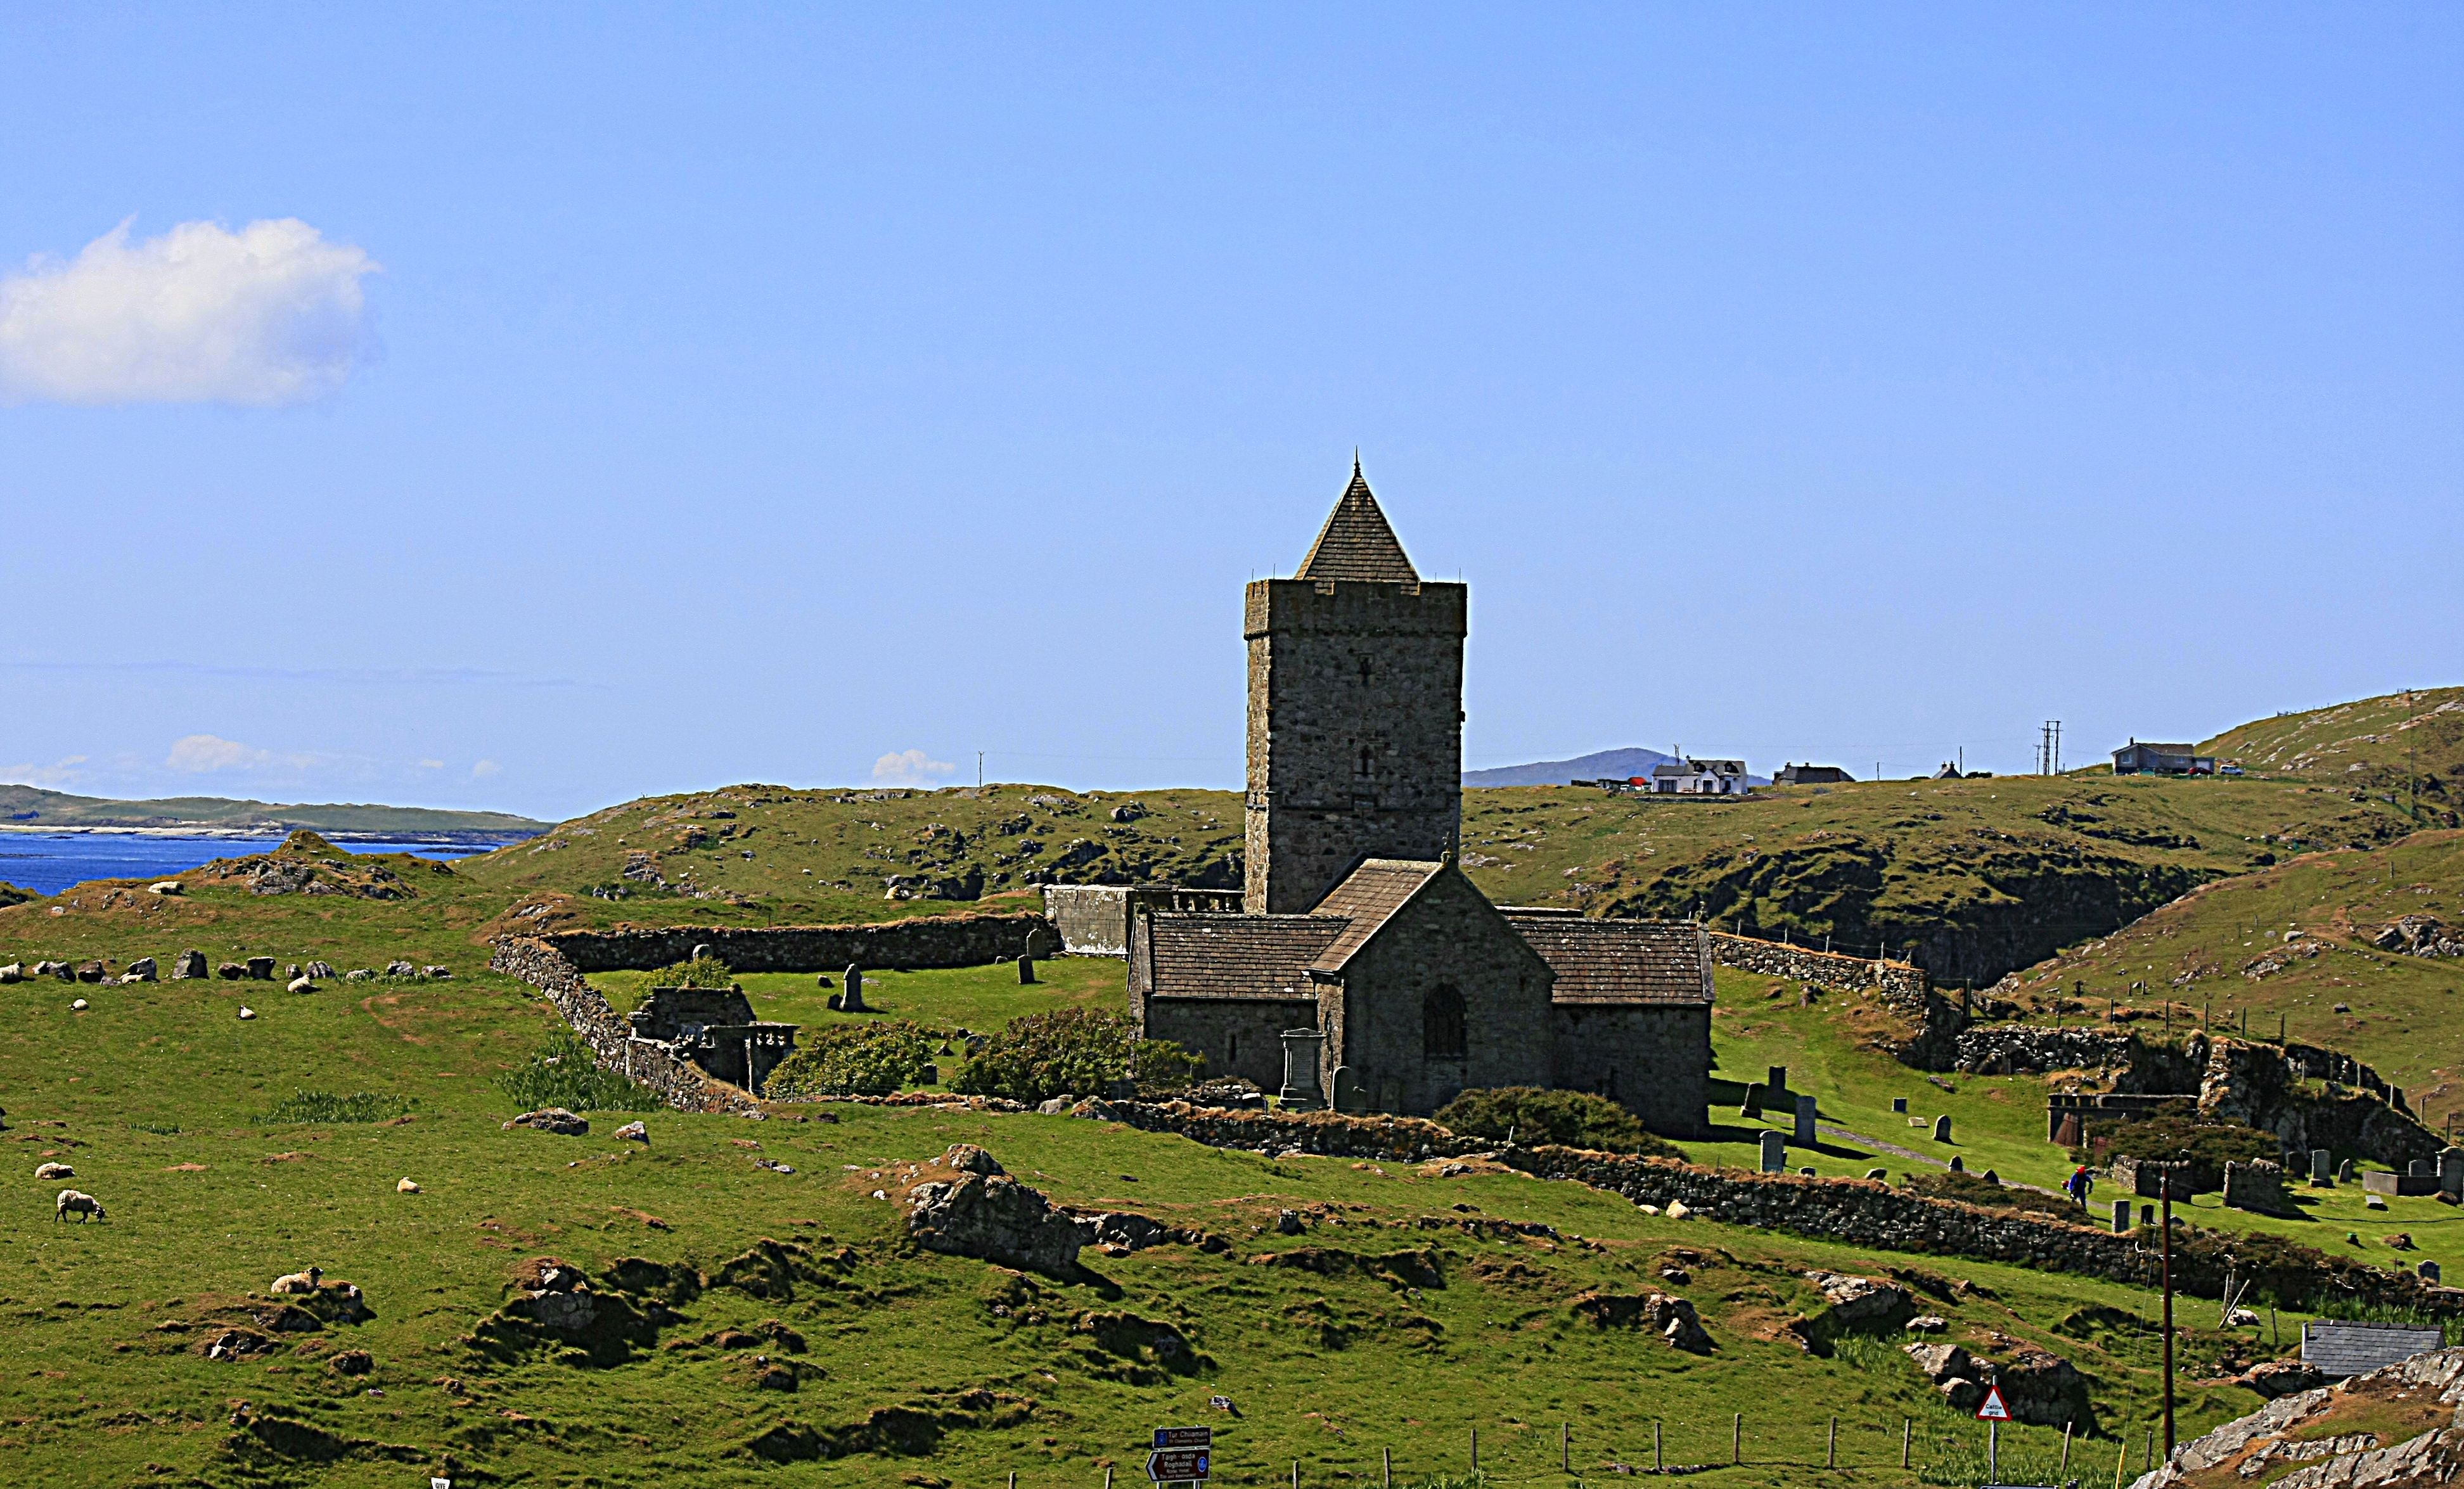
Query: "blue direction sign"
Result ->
[[1153, 1427, 1213, 1450], [1146, 1447, 1210, 1481]]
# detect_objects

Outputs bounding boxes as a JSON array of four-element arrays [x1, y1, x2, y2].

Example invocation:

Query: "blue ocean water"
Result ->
[[0, 833, 525, 897]]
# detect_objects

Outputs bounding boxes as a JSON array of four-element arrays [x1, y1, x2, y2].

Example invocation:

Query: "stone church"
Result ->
[[1128, 463, 1714, 1136]]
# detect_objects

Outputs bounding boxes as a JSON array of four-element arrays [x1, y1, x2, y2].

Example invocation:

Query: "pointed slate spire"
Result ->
[[1295, 456, 1420, 583]]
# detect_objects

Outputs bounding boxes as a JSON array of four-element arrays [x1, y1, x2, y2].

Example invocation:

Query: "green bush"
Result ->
[[497, 1028, 664, 1113], [645, 955, 736, 990], [2089, 1113, 2276, 1170], [950, 1008, 1204, 1106], [766, 1020, 939, 1099], [1432, 1087, 1682, 1158], [257, 1090, 417, 1125]]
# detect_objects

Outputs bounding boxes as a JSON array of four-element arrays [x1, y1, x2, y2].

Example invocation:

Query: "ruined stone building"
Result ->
[[1129, 463, 1713, 1135]]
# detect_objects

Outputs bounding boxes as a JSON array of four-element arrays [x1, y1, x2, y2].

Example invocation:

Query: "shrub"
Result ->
[[2089, 1113, 2276, 1171], [950, 1008, 1204, 1106], [497, 1028, 664, 1113], [258, 1090, 417, 1125], [766, 1020, 939, 1099], [644, 955, 736, 990], [1432, 1087, 1682, 1158]]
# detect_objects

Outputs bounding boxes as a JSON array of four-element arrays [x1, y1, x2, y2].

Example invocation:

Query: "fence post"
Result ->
[[2114, 1439, 2129, 1489], [1290, 1461, 1298, 1489], [1901, 1418, 1911, 1469], [1471, 1428, 1478, 1473], [1562, 1422, 1570, 1472], [1654, 1419, 1662, 1472], [1827, 1416, 1837, 1468], [1382, 1446, 1390, 1488], [2063, 1421, 2074, 1474], [1732, 1412, 1742, 1465]]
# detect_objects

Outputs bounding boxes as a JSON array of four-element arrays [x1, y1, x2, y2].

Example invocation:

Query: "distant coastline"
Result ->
[[0, 823, 536, 844]]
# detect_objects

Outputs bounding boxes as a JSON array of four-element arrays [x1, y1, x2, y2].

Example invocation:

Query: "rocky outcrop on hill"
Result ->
[[2373, 916, 2464, 959], [903, 1145, 1086, 1277], [2130, 1346, 2464, 1488], [1906, 1339, 2092, 1429]]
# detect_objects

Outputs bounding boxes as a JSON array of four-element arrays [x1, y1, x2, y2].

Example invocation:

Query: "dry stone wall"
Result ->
[[541, 912, 1051, 974], [1074, 1099, 2463, 1313], [1708, 932, 1928, 1005], [488, 936, 753, 1113]]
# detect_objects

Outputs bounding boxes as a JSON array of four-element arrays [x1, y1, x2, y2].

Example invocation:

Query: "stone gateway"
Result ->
[[1130, 464, 1713, 1136]]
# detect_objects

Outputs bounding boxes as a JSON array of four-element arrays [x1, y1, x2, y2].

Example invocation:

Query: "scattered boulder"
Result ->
[[245, 957, 276, 980], [2138, 1347, 2464, 1486], [904, 1146, 1085, 1276], [2240, 1359, 2328, 1398], [148, 881, 183, 896], [424, 966, 451, 979], [286, 976, 317, 995], [125, 957, 158, 981], [614, 1121, 649, 1144], [75, 961, 106, 983], [384, 961, 416, 978], [172, 950, 208, 980], [70, 998, 88, 1011], [1906, 1339, 2089, 1428], [504, 1108, 589, 1137], [1570, 1290, 1714, 1352], [237, 1007, 255, 1020], [0, 963, 18, 983], [34, 961, 71, 980], [217, 962, 248, 981], [346, 969, 373, 981], [396, 1178, 420, 1193], [1906, 1315, 1947, 1333], [304, 961, 335, 980], [202, 1327, 277, 1361], [327, 1349, 373, 1376]]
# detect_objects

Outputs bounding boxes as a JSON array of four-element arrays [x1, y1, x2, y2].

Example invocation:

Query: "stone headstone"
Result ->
[[2141, 1204, 2157, 1227], [1892, 1097, 1908, 1114], [2339, 1158, 2357, 1184], [1767, 1066, 1788, 1101], [2312, 1149, 2332, 1185], [1793, 1094, 1817, 1147], [1799, 1166, 1816, 1177], [691, 943, 713, 961], [1017, 953, 1036, 985], [2441, 1148, 2464, 1198], [2421, 1260, 2443, 1285], [841, 965, 867, 1013], [1866, 1168, 1888, 1180], [1330, 1064, 1360, 1115], [1932, 1115, 1952, 1143], [2113, 1199, 2132, 1233], [1739, 1085, 1763, 1118], [2408, 1159, 2432, 1179], [1759, 1130, 1786, 1173], [1947, 1155, 1965, 1173]]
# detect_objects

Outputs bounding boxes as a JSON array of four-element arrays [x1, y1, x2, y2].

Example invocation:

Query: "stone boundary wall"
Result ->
[[1074, 1099, 2462, 1314], [1707, 932, 1929, 1006], [489, 935, 753, 1113], [539, 912, 1053, 974]]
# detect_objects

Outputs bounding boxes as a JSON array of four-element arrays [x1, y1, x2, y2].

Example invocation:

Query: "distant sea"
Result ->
[[0, 833, 530, 897]]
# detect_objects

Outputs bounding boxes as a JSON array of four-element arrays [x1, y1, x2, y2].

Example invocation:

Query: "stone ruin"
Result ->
[[625, 985, 798, 1096]]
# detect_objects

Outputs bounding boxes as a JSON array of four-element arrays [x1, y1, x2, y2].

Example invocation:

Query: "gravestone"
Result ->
[[692, 944, 714, 962], [1739, 1085, 1763, 1118], [2422, 1260, 2443, 1285], [2112, 1199, 2131, 1233], [840, 965, 868, 1013], [1948, 1155, 1965, 1172], [2441, 1148, 2464, 1198], [1017, 953, 1036, 985], [1932, 1115, 1953, 1143], [2141, 1204, 2157, 1227], [1767, 1066, 1789, 1102], [1793, 1094, 1817, 1147], [2311, 1149, 2332, 1185], [1892, 1097, 1908, 1114], [2338, 1158, 2356, 1184], [1759, 1130, 1786, 1173], [2408, 1159, 2432, 1179]]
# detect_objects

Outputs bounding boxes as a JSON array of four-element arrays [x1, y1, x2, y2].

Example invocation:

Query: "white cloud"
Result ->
[[872, 748, 955, 787], [0, 755, 89, 788], [470, 759, 502, 779], [416, 758, 445, 770], [0, 218, 378, 406], [166, 733, 275, 772]]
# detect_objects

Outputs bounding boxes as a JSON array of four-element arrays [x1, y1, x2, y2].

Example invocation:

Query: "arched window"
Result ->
[[1423, 985, 1466, 1060]]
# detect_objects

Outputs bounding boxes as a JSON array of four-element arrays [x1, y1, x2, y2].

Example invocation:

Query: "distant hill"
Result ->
[[0, 784, 546, 838], [1464, 748, 1679, 788], [2202, 686, 2463, 814]]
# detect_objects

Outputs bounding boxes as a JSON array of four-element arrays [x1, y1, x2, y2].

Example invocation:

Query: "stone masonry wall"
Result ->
[[489, 935, 753, 1113], [541, 912, 1052, 974], [1330, 869, 1554, 1116], [1075, 1099, 2461, 1314], [1708, 931, 1928, 1006]]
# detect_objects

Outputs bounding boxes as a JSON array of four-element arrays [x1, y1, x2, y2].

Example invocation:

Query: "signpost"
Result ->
[[1976, 1382, 2011, 1483], [1149, 1426, 1212, 1485]]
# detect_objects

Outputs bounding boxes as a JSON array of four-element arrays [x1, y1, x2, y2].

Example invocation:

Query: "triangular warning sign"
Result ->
[[1975, 1384, 2012, 1422]]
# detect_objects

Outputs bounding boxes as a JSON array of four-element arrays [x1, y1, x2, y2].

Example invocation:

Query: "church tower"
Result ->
[[1243, 461, 1468, 914]]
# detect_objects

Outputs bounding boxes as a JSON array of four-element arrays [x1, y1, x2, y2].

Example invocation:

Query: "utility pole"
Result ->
[[2162, 1176, 2177, 1460], [977, 751, 984, 789]]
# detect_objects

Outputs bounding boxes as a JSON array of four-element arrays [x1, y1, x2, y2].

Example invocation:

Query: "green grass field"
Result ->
[[2204, 686, 2464, 803]]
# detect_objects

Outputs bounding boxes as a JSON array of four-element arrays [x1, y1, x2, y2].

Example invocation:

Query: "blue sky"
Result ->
[[1, 6, 2456, 821]]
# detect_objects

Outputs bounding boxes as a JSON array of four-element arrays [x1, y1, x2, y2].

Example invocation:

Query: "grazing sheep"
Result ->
[[33, 1162, 73, 1181], [270, 1265, 323, 1295], [55, 1190, 105, 1222]]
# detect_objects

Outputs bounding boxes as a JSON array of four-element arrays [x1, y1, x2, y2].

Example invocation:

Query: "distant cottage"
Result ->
[[1774, 763, 1854, 786], [2112, 739, 2216, 776], [1128, 463, 1714, 1136], [1649, 758, 1750, 796]]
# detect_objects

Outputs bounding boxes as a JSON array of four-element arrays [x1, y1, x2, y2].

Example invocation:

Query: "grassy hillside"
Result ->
[[0, 784, 546, 837], [2203, 686, 2464, 812], [0, 846, 2324, 1488], [459, 774, 2415, 990], [1999, 829, 2464, 1126]]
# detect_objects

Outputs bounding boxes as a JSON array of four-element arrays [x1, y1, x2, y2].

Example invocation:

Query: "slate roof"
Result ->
[[1295, 459, 1421, 584], [1307, 858, 1448, 973], [1143, 913, 1344, 1001], [1503, 914, 1714, 1006]]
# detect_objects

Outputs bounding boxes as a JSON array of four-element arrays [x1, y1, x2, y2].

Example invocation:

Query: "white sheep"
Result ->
[[55, 1190, 105, 1222], [33, 1162, 73, 1180], [270, 1265, 323, 1294]]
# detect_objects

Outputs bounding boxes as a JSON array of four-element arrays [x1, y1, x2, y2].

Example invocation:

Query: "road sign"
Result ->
[[1146, 1448, 1210, 1481], [1153, 1426, 1212, 1450], [1975, 1383, 2012, 1421]]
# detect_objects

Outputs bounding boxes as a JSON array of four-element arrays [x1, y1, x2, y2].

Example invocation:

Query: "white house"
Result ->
[[1649, 758, 1750, 795]]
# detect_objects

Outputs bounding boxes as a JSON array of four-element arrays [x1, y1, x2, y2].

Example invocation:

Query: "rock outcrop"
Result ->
[[504, 1108, 589, 1136], [2131, 1347, 2464, 1488], [904, 1145, 1084, 1277], [1906, 1339, 2091, 1429]]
